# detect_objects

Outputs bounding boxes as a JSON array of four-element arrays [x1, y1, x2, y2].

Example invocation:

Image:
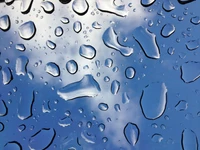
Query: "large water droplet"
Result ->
[[175, 100, 188, 111], [96, 0, 128, 17], [41, 1, 54, 14], [57, 74, 101, 100], [181, 61, 200, 83], [17, 90, 34, 120], [141, 0, 156, 7], [72, 0, 89, 15], [18, 21, 36, 40], [16, 56, 29, 76], [45, 62, 60, 77], [73, 21, 82, 33], [181, 129, 198, 150], [58, 117, 73, 127], [111, 80, 120, 95], [66, 60, 78, 74], [178, 0, 195, 4], [140, 82, 167, 120], [4, 141, 22, 150], [105, 58, 113, 68], [29, 128, 56, 150], [98, 103, 109, 111], [20, 0, 33, 14], [55, 26, 63, 37], [161, 23, 175, 37], [185, 40, 199, 50], [79, 45, 96, 59], [151, 134, 163, 143], [124, 122, 139, 146], [46, 40, 56, 50], [16, 44, 26, 51], [0, 100, 8, 117], [102, 27, 133, 56], [2, 67, 13, 85], [122, 92, 130, 104], [0, 15, 10, 31], [133, 26, 160, 59], [162, 0, 175, 12], [190, 16, 200, 25], [125, 67, 135, 79]]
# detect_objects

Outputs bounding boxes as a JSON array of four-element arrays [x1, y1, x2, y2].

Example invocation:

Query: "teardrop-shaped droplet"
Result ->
[[178, 0, 195, 4], [92, 21, 101, 29], [16, 56, 29, 76], [45, 62, 60, 77], [140, 82, 167, 120], [181, 129, 198, 150], [133, 26, 160, 59], [102, 27, 133, 56], [58, 117, 73, 127], [46, 40, 56, 50], [98, 103, 109, 111], [122, 92, 130, 104], [111, 80, 120, 95], [73, 21, 82, 33], [105, 58, 113, 68], [0, 15, 10, 31], [72, 0, 89, 15], [18, 21, 36, 40], [186, 40, 199, 50], [41, 1, 54, 14], [124, 122, 139, 146], [4, 141, 22, 150], [162, 0, 175, 12], [16, 44, 26, 51], [125, 67, 135, 79], [66, 60, 78, 74], [60, 17, 69, 24], [79, 45, 96, 59], [190, 16, 200, 25], [20, 0, 33, 14], [151, 134, 163, 143], [141, 0, 156, 7], [55, 26, 63, 37], [175, 100, 188, 111], [161, 23, 175, 37], [29, 128, 56, 150], [2, 67, 13, 85], [0, 100, 8, 117]]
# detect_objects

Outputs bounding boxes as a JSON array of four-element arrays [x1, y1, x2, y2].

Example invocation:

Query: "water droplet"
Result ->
[[45, 62, 60, 77], [92, 21, 101, 29], [29, 128, 56, 150], [175, 100, 188, 111], [2, 67, 13, 85], [59, 0, 71, 4], [16, 56, 29, 76], [4, 141, 22, 150], [41, 1, 54, 14], [151, 134, 163, 143], [141, 0, 156, 7], [190, 16, 200, 25], [102, 27, 133, 56], [28, 72, 34, 80], [98, 103, 109, 111], [105, 58, 113, 68], [79, 45, 96, 59], [20, 0, 33, 14], [60, 17, 69, 24], [80, 130, 96, 144], [178, 0, 195, 4], [124, 122, 139, 146], [73, 21, 82, 33], [0, 15, 10, 31], [125, 67, 135, 79], [161, 23, 175, 37], [66, 60, 78, 74], [162, 0, 175, 12], [72, 0, 89, 15], [58, 117, 73, 127], [55, 26, 63, 37], [46, 40, 56, 50], [140, 82, 167, 120], [5, 0, 14, 5], [133, 26, 160, 59], [57, 74, 101, 100], [16, 44, 26, 51], [122, 92, 130, 104], [42, 101, 51, 113], [104, 76, 110, 82], [111, 80, 120, 95], [186, 40, 199, 50], [168, 47, 175, 55], [181, 129, 198, 150], [18, 124, 26, 132], [18, 21, 36, 40], [102, 137, 108, 143], [0, 122, 4, 132], [0, 100, 8, 117], [114, 104, 121, 112], [98, 123, 105, 132]]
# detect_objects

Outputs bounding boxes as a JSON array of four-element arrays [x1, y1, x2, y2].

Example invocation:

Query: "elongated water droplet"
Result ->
[[122, 92, 130, 104], [133, 26, 160, 59], [2, 67, 13, 85], [175, 100, 188, 111], [141, 0, 156, 7], [0, 100, 8, 117], [111, 80, 120, 95], [16, 56, 29, 76], [4, 141, 22, 150], [186, 40, 199, 50], [73, 21, 82, 33], [55, 26, 63, 37], [152, 134, 163, 143], [140, 82, 167, 120], [72, 0, 89, 15], [57, 74, 101, 100], [181, 61, 200, 83], [114, 104, 121, 112], [103, 27, 133, 56], [79, 45, 96, 59], [181, 129, 198, 150], [0, 15, 10, 31], [17, 90, 34, 120], [29, 128, 56, 150], [161, 23, 175, 37], [98, 103, 109, 111], [45, 62, 60, 77], [61, 17, 69, 24], [190, 16, 200, 25], [66, 60, 78, 74], [58, 117, 73, 127], [124, 122, 139, 146], [46, 40, 56, 50], [92, 21, 101, 29], [96, 0, 128, 17], [18, 21, 36, 40], [105, 58, 113, 68], [20, 0, 33, 14], [162, 0, 175, 12], [28, 72, 34, 80], [41, 1, 54, 14], [125, 67, 135, 79], [178, 0, 195, 4], [16, 44, 26, 51]]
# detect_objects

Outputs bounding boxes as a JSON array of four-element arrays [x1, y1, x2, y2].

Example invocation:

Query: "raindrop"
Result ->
[[151, 134, 163, 143], [98, 123, 105, 132], [124, 122, 139, 146], [92, 21, 101, 29], [181, 129, 198, 150], [105, 58, 113, 68], [114, 104, 121, 112], [0, 15, 10, 31], [18, 124, 26, 132], [98, 103, 109, 111], [73, 21, 82, 33], [104, 76, 110, 82], [125, 67, 135, 79], [57, 74, 101, 100], [15, 44, 26, 51], [140, 82, 167, 120], [162, 0, 175, 12], [122, 92, 130, 104], [178, 0, 195, 4], [60, 17, 69, 24], [55, 26, 63, 37], [41, 1, 54, 14], [18, 21, 36, 40], [45, 62, 60, 77], [161, 23, 175, 37], [2, 67, 13, 85], [0, 122, 4, 132], [95, 60, 100, 69], [66, 60, 78, 74], [72, 0, 89, 15], [20, 0, 33, 14], [28, 72, 34, 80], [175, 100, 188, 111], [16, 56, 29, 76], [58, 117, 73, 127], [190, 16, 200, 25], [46, 40, 56, 50], [185, 40, 199, 50], [111, 80, 120, 95], [102, 137, 108, 143], [79, 45, 96, 59], [141, 0, 156, 7], [4, 141, 22, 150], [0, 100, 8, 117]]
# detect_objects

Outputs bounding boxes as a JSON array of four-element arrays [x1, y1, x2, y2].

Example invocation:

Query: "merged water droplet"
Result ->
[[79, 45, 96, 59], [92, 21, 101, 29], [73, 21, 82, 33], [185, 40, 199, 50], [151, 134, 163, 143], [0, 100, 8, 117], [141, 0, 156, 7], [46, 40, 56, 50], [16, 56, 29, 76], [41, 1, 54, 14], [133, 26, 160, 59], [72, 0, 89, 15], [0, 15, 10, 31], [102, 27, 133, 56], [175, 100, 188, 111], [125, 67, 135, 79], [58, 117, 73, 127], [161, 23, 175, 37], [20, 0, 33, 14], [15, 44, 26, 51], [29, 128, 56, 150], [55, 26, 63, 37], [60, 17, 69, 24], [122, 92, 130, 104], [66, 60, 78, 74], [162, 0, 175, 12], [45, 62, 60, 77], [4, 141, 22, 150], [181, 129, 198, 150], [105, 58, 113, 68], [140, 82, 167, 120], [111, 80, 120, 95], [2, 67, 13, 85], [124, 122, 139, 146], [18, 21, 36, 40], [57, 74, 101, 100], [98, 103, 109, 111]]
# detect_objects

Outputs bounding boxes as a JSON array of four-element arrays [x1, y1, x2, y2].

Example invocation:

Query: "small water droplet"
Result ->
[[98, 103, 109, 111], [0, 100, 8, 117], [0, 15, 10, 31], [181, 129, 198, 150], [186, 40, 199, 50], [105, 58, 113, 68], [66, 60, 78, 74], [175, 100, 188, 111], [114, 104, 121, 112], [161, 23, 175, 37], [55, 26, 63, 37], [92, 21, 101, 29], [79, 45, 96, 59], [4, 141, 22, 150], [111, 80, 120, 95], [18, 124, 26, 132], [18, 21, 36, 40], [60, 17, 69, 24], [45, 62, 60, 77], [124, 122, 139, 146], [16, 44, 26, 51], [98, 123, 105, 132], [122, 92, 130, 104], [190, 16, 200, 25], [20, 0, 33, 14], [2, 67, 13, 85], [151, 134, 163, 143], [125, 67, 136, 79], [16, 56, 29, 76], [58, 117, 73, 127], [162, 0, 175, 12], [72, 0, 89, 15], [46, 40, 56, 50], [0, 122, 4, 132], [41, 1, 54, 14], [73, 21, 82, 33]]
